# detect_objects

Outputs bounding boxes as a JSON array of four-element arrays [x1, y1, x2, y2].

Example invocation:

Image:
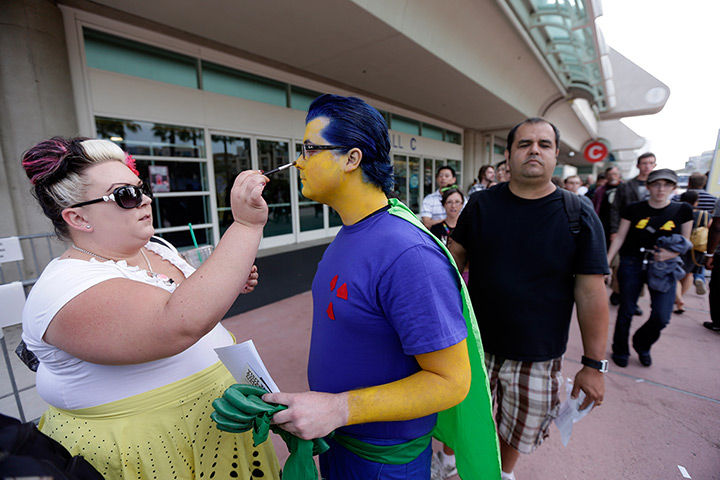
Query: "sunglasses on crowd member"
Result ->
[[440, 184, 459, 192], [300, 143, 353, 160], [71, 182, 154, 209]]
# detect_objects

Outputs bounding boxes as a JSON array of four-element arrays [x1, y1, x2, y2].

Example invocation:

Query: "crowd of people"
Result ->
[[13, 93, 718, 480]]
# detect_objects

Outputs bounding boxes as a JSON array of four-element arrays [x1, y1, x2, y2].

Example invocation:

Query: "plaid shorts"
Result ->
[[484, 353, 562, 454]]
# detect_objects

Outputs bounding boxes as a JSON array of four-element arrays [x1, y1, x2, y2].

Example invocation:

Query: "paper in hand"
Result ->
[[554, 378, 594, 447], [215, 339, 280, 392]]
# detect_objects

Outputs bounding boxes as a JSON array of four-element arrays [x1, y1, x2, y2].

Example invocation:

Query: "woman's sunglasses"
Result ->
[[71, 183, 153, 209]]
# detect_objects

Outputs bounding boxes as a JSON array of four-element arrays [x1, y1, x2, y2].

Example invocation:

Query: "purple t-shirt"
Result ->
[[308, 209, 467, 440]]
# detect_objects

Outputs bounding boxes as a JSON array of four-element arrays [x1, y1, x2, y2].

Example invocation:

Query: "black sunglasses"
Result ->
[[300, 144, 353, 160], [71, 182, 153, 209]]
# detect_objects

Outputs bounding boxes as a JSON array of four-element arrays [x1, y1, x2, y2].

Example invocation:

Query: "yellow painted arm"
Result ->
[[346, 339, 471, 425]]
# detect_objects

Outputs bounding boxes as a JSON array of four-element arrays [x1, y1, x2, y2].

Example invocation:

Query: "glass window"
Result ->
[[329, 208, 343, 227], [258, 140, 292, 237], [391, 115, 420, 135], [152, 196, 211, 230], [96, 117, 205, 158], [202, 61, 287, 107], [423, 158, 435, 198], [212, 135, 252, 236], [290, 87, 322, 112], [393, 155, 408, 204], [294, 144, 325, 232], [408, 157, 420, 213], [421, 124, 444, 141], [447, 159, 462, 189], [84, 28, 198, 89], [159, 228, 213, 250], [446, 131, 462, 145], [135, 160, 208, 192]]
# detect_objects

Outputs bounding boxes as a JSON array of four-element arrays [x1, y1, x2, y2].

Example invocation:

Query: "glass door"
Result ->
[[212, 134, 251, 237]]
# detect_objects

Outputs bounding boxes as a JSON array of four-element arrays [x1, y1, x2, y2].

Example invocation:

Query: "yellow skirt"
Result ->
[[39, 361, 281, 480]]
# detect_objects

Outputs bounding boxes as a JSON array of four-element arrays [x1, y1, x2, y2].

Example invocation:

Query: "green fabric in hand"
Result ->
[[211, 384, 329, 480]]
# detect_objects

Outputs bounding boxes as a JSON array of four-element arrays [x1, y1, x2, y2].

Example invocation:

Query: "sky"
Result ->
[[596, 0, 720, 170]]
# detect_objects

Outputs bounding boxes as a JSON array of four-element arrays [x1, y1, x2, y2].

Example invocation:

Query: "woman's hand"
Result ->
[[240, 265, 259, 294], [654, 247, 679, 262], [231, 171, 268, 228]]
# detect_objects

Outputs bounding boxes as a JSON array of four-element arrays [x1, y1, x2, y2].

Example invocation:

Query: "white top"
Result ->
[[22, 240, 234, 410], [420, 190, 446, 220]]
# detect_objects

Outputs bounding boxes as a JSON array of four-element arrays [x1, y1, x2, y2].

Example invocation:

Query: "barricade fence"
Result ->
[[0, 233, 63, 423]]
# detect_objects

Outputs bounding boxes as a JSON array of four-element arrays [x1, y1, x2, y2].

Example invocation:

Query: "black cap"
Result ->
[[647, 168, 678, 185]]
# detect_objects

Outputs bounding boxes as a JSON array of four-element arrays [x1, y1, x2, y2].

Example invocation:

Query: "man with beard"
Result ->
[[449, 117, 609, 480]]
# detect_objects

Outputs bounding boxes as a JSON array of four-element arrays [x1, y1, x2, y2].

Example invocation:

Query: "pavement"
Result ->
[[221, 283, 720, 480], [2, 281, 719, 479]]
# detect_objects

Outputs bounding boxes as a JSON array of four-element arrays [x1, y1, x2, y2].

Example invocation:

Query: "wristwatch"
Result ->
[[581, 355, 609, 373]]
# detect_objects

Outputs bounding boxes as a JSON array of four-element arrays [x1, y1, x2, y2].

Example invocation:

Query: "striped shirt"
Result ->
[[673, 189, 717, 214]]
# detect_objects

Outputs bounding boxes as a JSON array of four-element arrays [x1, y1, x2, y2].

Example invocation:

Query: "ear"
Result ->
[[504, 149, 510, 161], [343, 148, 363, 172], [62, 208, 92, 233]]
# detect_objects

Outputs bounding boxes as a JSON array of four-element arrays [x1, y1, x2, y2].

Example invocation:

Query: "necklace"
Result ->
[[71, 244, 174, 285], [139, 248, 174, 285]]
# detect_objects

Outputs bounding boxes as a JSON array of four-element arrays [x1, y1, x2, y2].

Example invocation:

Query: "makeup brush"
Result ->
[[262, 161, 296, 176]]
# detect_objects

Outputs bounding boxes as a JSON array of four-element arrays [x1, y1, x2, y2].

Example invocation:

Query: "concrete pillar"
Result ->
[[0, 0, 79, 239]]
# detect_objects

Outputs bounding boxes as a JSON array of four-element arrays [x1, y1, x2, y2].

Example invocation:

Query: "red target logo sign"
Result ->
[[583, 141, 609, 163]]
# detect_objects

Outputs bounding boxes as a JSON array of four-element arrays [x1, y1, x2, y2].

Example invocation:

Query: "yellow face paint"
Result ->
[[295, 117, 345, 205], [295, 116, 388, 225]]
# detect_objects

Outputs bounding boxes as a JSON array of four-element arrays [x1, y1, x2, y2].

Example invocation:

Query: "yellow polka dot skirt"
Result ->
[[39, 362, 280, 480]]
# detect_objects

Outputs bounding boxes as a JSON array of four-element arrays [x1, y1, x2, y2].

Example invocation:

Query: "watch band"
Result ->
[[581, 355, 609, 373]]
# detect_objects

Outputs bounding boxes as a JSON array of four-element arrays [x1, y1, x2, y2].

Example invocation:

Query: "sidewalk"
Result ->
[[222, 285, 720, 480]]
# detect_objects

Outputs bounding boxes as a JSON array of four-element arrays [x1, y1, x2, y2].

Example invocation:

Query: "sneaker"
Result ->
[[501, 471, 516, 480], [609, 292, 620, 305], [634, 305, 643, 316], [430, 451, 457, 480], [695, 278, 707, 295]]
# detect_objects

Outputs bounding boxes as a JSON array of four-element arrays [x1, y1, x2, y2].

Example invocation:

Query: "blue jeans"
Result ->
[[612, 256, 676, 357]]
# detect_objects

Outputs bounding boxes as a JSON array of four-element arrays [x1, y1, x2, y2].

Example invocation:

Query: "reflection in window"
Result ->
[[409, 157, 420, 213], [135, 160, 207, 192], [447, 159, 462, 190], [423, 158, 435, 198], [212, 135, 252, 236], [393, 156, 408, 205], [96, 117, 205, 158], [152, 196, 210, 230], [295, 144, 325, 233], [258, 140, 292, 237]]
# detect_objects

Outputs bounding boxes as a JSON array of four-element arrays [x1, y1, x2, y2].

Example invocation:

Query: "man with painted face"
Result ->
[[262, 94, 500, 479], [450, 118, 609, 480]]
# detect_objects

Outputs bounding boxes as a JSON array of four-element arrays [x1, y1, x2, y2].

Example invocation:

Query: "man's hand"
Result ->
[[572, 366, 605, 410], [706, 255, 715, 270], [263, 391, 349, 440]]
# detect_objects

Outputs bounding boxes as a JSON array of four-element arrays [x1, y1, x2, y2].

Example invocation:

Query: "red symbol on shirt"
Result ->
[[327, 275, 348, 320]]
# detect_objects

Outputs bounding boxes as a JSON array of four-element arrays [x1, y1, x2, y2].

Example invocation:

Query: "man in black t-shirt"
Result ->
[[450, 118, 609, 480]]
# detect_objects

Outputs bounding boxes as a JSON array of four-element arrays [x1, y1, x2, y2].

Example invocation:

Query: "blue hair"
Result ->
[[306, 94, 394, 195]]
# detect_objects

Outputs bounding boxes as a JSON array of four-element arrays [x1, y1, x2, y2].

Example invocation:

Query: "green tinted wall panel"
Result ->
[[421, 124, 444, 141], [391, 115, 420, 135], [291, 87, 322, 111], [84, 29, 198, 88], [202, 62, 287, 107]]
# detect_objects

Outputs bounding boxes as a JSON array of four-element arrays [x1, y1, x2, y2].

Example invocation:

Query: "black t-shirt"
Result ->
[[429, 221, 453, 246], [619, 201, 693, 257], [451, 183, 609, 361]]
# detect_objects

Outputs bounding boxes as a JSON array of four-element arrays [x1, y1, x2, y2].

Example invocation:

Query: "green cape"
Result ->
[[388, 198, 501, 479]]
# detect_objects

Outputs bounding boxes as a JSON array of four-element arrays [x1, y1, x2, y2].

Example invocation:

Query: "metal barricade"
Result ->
[[0, 233, 61, 422]]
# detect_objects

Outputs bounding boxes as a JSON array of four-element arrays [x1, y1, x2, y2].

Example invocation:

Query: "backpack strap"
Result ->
[[561, 188, 582, 235]]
